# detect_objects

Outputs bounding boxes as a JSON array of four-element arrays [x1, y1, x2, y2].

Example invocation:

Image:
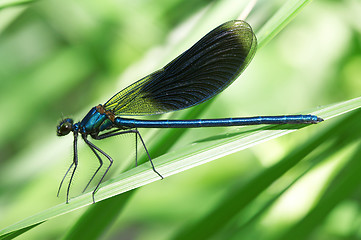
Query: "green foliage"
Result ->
[[0, 0, 360, 239]]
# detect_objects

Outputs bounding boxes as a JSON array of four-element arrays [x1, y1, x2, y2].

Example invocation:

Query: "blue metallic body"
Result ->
[[113, 114, 320, 129], [76, 107, 321, 135], [77, 107, 114, 134]]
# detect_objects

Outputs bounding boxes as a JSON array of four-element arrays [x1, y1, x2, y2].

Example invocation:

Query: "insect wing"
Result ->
[[104, 20, 257, 116]]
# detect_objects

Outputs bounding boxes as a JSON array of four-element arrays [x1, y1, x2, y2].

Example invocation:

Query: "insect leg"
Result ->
[[82, 146, 103, 194], [57, 162, 74, 198], [95, 129, 163, 179], [133, 129, 163, 179], [63, 132, 79, 204], [82, 135, 113, 203]]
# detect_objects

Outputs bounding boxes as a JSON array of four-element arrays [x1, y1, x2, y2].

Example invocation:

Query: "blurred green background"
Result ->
[[0, 0, 361, 239]]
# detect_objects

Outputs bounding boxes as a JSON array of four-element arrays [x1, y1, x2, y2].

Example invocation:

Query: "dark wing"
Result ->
[[104, 20, 257, 116]]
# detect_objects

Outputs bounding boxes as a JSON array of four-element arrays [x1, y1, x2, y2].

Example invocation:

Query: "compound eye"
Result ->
[[57, 119, 73, 136]]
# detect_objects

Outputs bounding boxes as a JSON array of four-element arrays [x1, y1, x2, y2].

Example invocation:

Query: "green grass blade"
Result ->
[[0, 95, 360, 238], [0, 222, 43, 240], [257, 0, 313, 49]]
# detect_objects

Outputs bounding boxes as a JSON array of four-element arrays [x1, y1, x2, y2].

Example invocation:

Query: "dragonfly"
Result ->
[[57, 20, 323, 204]]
